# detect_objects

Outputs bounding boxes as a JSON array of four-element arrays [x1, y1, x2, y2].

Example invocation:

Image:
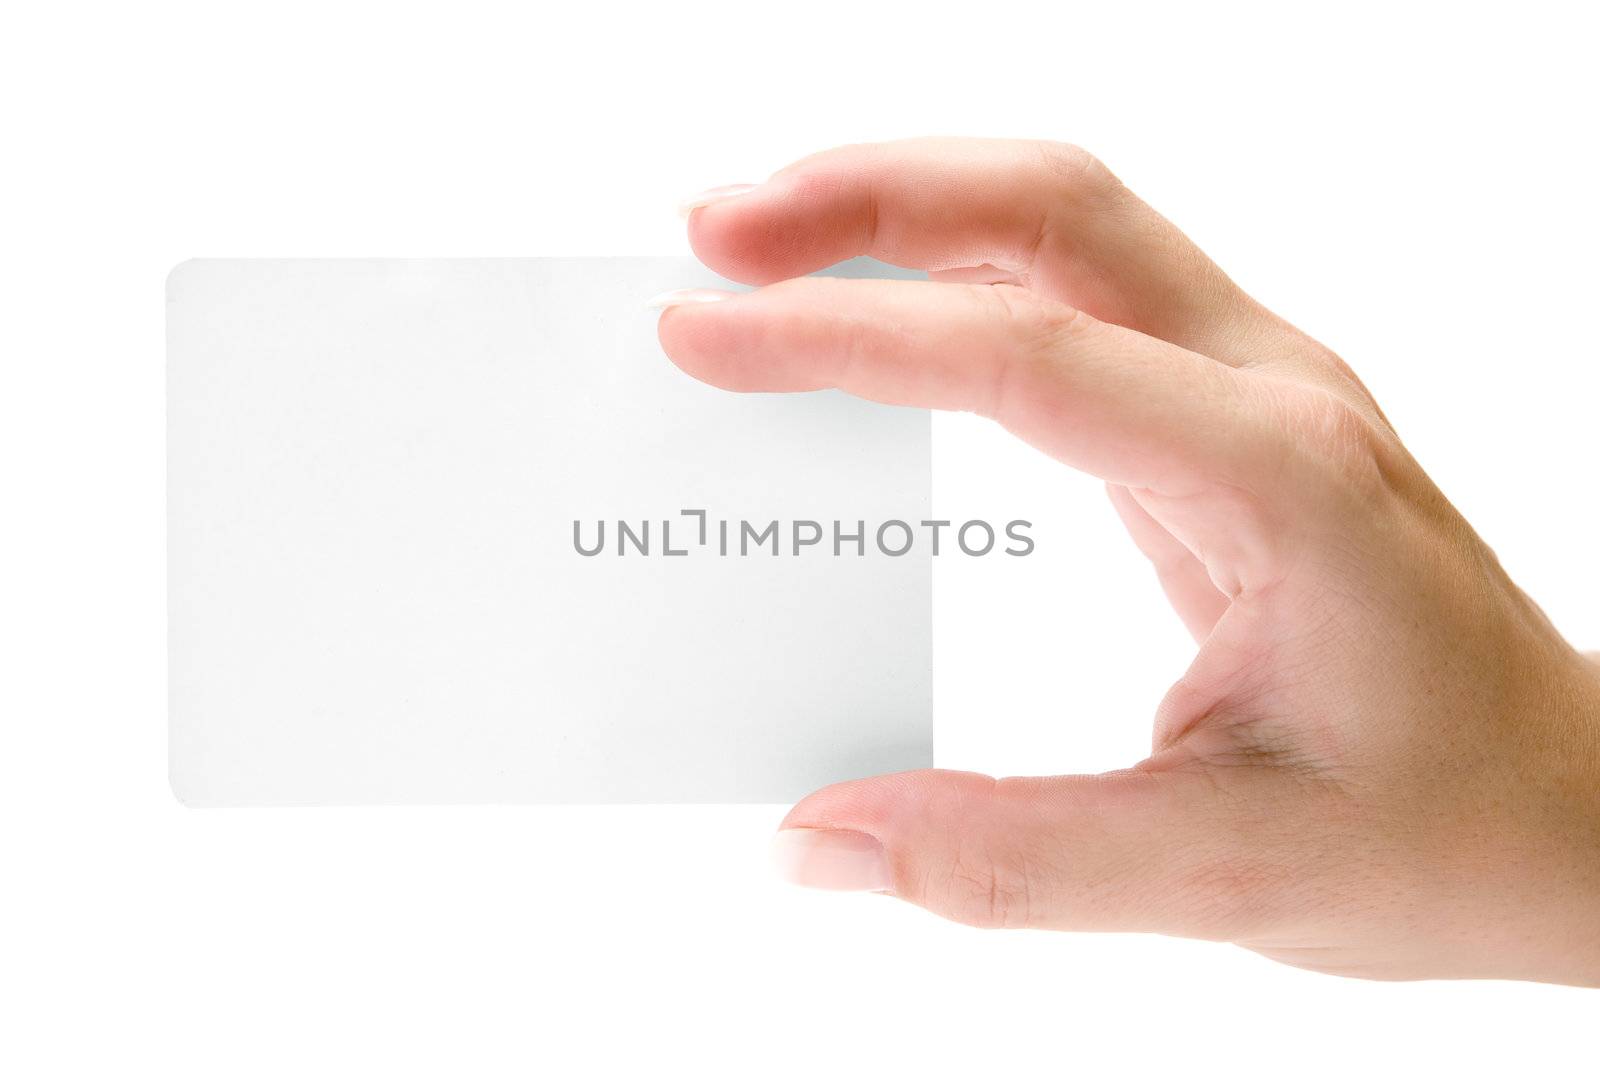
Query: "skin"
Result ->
[[656, 138, 1600, 985]]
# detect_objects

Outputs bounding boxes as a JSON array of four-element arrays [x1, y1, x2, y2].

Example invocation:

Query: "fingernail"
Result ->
[[677, 183, 760, 218], [771, 829, 893, 892], [646, 288, 736, 309]]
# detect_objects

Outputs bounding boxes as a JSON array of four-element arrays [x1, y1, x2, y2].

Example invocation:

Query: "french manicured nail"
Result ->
[[645, 288, 736, 309], [677, 183, 760, 218], [771, 829, 894, 892]]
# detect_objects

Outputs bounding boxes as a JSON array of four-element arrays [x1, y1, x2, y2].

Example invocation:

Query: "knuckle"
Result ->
[[915, 777, 1043, 930], [937, 847, 1037, 930], [979, 283, 1084, 346], [1281, 387, 1406, 494], [1029, 140, 1121, 199], [1287, 341, 1395, 421], [968, 285, 1085, 420], [1295, 390, 1371, 452], [1303, 342, 1366, 387]]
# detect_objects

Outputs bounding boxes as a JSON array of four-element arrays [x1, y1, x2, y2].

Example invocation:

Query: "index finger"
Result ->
[[656, 276, 1278, 496]]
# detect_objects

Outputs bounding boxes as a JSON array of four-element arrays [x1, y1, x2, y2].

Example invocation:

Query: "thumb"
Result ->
[[772, 768, 1261, 937]]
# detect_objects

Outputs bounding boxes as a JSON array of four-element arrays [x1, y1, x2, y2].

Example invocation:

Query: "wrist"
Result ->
[[1516, 646, 1600, 985]]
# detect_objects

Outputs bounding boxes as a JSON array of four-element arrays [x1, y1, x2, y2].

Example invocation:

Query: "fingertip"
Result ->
[[676, 183, 760, 219], [645, 287, 735, 309], [686, 177, 847, 285], [654, 298, 723, 387], [654, 289, 781, 394], [771, 828, 894, 893], [779, 769, 997, 835], [685, 198, 783, 285]]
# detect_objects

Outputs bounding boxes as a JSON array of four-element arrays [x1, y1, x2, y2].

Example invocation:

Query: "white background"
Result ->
[[3, 1, 1597, 1062]]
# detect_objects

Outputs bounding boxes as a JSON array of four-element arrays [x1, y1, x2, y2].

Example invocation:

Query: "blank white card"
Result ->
[[167, 259, 932, 804]]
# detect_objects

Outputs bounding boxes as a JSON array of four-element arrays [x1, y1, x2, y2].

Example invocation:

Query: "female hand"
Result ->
[[656, 138, 1600, 985]]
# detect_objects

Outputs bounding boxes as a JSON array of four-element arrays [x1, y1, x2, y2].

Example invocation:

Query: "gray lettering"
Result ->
[[618, 519, 649, 556], [958, 519, 995, 556], [681, 508, 708, 545], [792, 520, 823, 555], [1005, 519, 1035, 557], [876, 519, 913, 557], [834, 520, 865, 556], [662, 520, 688, 556], [573, 520, 605, 557], [741, 519, 779, 556]]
